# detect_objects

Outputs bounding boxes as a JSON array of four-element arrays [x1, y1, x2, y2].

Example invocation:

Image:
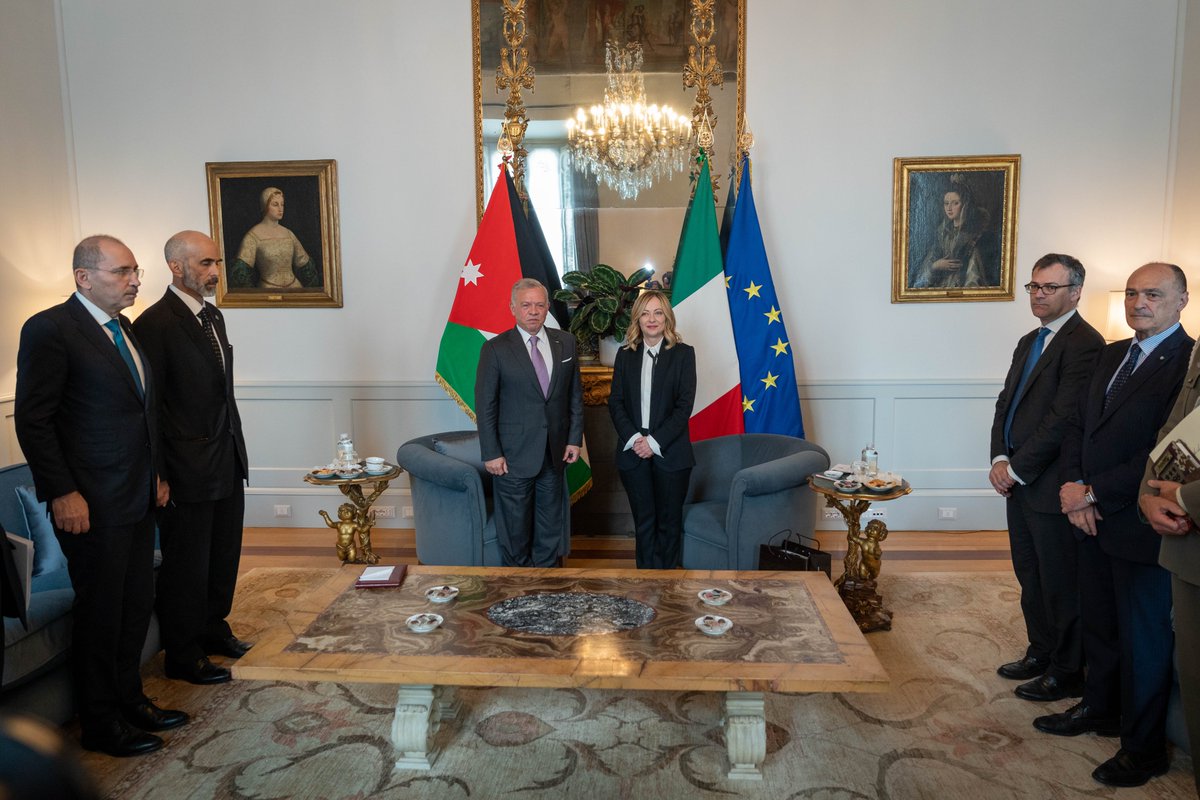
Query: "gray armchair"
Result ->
[[681, 433, 830, 571], [395, 431, 502, 566]]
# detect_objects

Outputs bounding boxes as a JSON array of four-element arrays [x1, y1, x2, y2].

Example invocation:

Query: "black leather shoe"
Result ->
[[81, 719, 163, 757], [1015, 673, 1084, 702], [204, 635, 254, 659], [165, 656, 232, 685], [1033, 702, 1120, 737], [997, 654, 1049, 680], [1092, 748, 1169, 787], [122, 700, 189, 732]]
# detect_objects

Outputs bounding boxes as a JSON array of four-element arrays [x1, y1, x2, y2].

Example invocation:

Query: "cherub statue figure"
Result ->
[[320, 503, 378, 564], [860, 519, 889, 582]]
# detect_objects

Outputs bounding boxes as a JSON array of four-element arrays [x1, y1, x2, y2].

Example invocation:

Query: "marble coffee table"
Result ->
[[232, 566, 888, 780]]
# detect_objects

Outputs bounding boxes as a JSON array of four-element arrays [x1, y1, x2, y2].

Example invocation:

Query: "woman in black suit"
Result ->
[[608, 290, 696, 569]]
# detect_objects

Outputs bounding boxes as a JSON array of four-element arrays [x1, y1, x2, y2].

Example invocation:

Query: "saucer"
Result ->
[[425, 585, 459, 604], [310, 467, 338, 480], [695, 614, 732, 636], [365, 467, 390, 475], [406, 613, 443, 633], [697, 588, 732, 607], [833, 478, 862, 493]]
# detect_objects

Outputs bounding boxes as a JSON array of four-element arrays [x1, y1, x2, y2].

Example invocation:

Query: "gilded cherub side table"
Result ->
[[304, 465, 403, 564], [807, 475, 911, 633]]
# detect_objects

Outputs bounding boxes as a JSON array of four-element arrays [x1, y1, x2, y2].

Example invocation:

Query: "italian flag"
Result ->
[[435, 164, 593, 500], [672, 155, 745, 441]]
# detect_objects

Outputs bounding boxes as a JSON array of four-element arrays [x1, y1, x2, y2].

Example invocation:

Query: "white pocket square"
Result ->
[[561, 357, 573, 363]]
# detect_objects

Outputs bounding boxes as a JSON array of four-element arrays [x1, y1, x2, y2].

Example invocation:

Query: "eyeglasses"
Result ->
[[88, 267, 144, 280], [1023, 282, 1079, 295]]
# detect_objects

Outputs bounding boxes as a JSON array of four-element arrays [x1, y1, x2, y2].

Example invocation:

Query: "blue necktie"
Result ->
[[1103, 342, 1142, 412], [1003, 327, 1050, 449], [104, 319, 144, 399]]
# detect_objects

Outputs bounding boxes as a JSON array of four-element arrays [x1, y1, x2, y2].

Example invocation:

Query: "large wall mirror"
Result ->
[[473, 0, 745, 282]]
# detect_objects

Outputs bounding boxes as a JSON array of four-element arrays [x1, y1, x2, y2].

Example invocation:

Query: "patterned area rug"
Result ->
[[98, 568, 1197, 799]]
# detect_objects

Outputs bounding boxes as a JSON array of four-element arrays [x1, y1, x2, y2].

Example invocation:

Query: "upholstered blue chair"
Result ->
[[681, 433, 830, 571]]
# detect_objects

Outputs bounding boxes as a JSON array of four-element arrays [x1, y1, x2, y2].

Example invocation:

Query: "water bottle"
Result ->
[[336, 433, 358, 466], [862, 444, 879, 477]]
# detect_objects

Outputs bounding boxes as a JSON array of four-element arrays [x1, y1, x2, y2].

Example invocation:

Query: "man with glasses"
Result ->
[[15, 235, 184, 757], [989, 253, 1104, 702]]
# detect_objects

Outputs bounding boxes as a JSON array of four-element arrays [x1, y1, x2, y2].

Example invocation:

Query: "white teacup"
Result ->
[[364, 457, 387, 472]]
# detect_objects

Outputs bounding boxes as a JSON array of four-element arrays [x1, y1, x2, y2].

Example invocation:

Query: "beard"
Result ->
[[184, 268, 217, 297]]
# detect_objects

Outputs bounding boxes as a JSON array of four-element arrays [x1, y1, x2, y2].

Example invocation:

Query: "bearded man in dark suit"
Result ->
[[15, 235, 183, 757], [989, 253, 1104, 701], [132, 231, 251, 687], [1036, 262, 1190, 788], [476, 278, 584, 567]]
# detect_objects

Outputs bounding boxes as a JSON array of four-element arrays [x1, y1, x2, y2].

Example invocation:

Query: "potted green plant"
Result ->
[[554, 264, 654, 366]]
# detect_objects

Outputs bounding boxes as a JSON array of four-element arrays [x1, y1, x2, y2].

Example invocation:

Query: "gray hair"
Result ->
[[1032, 252, 1085, 286], [510, 278, 547, 305], [163, 230, 207, 264], [72, 235, 126, 271]]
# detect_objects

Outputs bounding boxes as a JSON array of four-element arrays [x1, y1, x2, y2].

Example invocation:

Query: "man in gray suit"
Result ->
[[476, 278, 584, 567], [1140, 334, 1200, 794], [989, 253, 1104, 701]]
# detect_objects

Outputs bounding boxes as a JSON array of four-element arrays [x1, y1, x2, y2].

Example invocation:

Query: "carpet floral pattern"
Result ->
[[97, 569, 1197, 799]]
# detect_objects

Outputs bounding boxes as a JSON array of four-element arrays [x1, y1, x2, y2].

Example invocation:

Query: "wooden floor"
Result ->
[[239, 528, 1013, 576]]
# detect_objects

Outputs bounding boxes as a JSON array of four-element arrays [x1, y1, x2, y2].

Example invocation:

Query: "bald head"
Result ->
[[1125, 262, 1188, 340], [165, 230, 222, 300]]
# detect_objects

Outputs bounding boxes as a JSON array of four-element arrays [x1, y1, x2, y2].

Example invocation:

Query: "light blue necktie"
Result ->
[[104, 319, 144, 399], [1003, 327, 1051, 449]]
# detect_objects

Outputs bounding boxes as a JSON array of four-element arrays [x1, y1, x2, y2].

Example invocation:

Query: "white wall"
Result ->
[[4, 0, 1198, 531]]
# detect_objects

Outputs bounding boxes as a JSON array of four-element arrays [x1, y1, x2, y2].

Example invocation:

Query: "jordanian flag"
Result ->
[[672, 155, 744, 440], [435, 164, 592, 500]]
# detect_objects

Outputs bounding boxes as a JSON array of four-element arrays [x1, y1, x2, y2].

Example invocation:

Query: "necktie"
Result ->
[[529, 334, 550, 398], [1104, 342, 1142, 411], [199, 306, 225, 374], [104, 319, 144, 399], [1003, 326, 1051, 449]]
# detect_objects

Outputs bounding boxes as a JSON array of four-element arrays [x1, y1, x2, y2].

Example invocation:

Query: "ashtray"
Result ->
[[695, 614, 732, 636], [425, 585, 459, 604], [697, 588, 732, 607], [406, 613, 443, 633], [336, 466, 364, 479], [833, 478, 862, 493]]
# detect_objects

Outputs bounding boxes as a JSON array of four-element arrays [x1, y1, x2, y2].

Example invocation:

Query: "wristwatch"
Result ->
[[1084, 486, 1097, 506]]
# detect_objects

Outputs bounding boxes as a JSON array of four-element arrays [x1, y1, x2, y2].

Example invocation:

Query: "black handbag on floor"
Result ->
[[758, 529, 832, 578]]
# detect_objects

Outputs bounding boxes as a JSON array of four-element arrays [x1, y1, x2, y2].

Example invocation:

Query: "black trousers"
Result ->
[[494, 448, 565, 568], [618, 458, 691, 570], [1078, 535, 1120, 715], [55, 511, 155, 732], [1006, 491, 1081, 678], [157, 487, 245, 665]]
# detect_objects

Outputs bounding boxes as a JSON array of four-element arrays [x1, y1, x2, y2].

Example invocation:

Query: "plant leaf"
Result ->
[[562, 271, 590, 289]]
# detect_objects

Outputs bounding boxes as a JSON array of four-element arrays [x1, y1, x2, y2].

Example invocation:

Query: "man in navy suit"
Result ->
[[15, 235, 184, 757], [133, 231, 251, 686], [1036, 262, 1190, 788], [476, 278, 584, 566], [989, 253, 1104, 700]]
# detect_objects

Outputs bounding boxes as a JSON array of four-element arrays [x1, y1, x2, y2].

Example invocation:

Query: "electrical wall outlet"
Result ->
[[402, 506, 414, 518], [375, 505, 396, 519], [273, 504, 291, 518], [864, 508, 887, 521], [938, 507, 958, 520], [821, 507, 841, 520]]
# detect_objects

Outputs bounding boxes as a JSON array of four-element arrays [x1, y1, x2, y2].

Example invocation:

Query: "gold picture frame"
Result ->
[[892, 154, 1020, 303], [206, 159, 342, 308]]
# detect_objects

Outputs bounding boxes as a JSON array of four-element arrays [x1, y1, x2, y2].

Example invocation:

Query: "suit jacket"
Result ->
[[1142, 338, 1200, 584], [1062, 328, 1191, 564], [132, 290, 248, 502], [14, 295, 158, 527], [475, 326, 584, 479], [608, 341, 696, 472], [990, 311, 1104, 513]]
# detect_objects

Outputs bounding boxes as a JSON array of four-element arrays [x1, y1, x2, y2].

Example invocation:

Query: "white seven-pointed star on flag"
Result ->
[[460, 259, 484, 286]]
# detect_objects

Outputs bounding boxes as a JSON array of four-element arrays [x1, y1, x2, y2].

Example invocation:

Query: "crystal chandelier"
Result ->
[[566, 42, 692, 200]]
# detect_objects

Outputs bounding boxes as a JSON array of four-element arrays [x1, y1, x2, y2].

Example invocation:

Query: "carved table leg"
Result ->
[[724, 691, 766, 780], [436, 686, 464, 723], [392, 685, 438, 770]]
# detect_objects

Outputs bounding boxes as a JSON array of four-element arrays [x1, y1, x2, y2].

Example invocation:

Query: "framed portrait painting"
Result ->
[[891, 154, 1020, 303], [206, 159, 342, 308]]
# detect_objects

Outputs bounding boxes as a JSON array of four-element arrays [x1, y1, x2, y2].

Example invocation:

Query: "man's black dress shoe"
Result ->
[[80, 719, 163, 757], [204, 635, 254, 659], [996, 655, 1049, 680], [1033, 702, 1119, 737], [122, 700, 190, 732], [1014, 673, 1084, 702], [165, 656, 232, 685], [1092, 748, 1169, 787]]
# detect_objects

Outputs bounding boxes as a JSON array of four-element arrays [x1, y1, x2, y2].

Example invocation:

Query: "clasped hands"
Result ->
[[1059, 481, 1101, 536], [1140, 479, 1194, 537]]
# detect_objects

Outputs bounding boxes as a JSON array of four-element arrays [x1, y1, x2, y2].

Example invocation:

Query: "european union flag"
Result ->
[[722, 155, 804, 437]]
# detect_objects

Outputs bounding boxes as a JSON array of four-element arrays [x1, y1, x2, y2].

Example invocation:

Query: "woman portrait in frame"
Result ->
[[892, 155, 1020, 304], [206, 159, 343, 308]]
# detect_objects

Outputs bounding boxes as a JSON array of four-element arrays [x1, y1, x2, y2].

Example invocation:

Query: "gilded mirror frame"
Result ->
[[471, 0, 746, 221]]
